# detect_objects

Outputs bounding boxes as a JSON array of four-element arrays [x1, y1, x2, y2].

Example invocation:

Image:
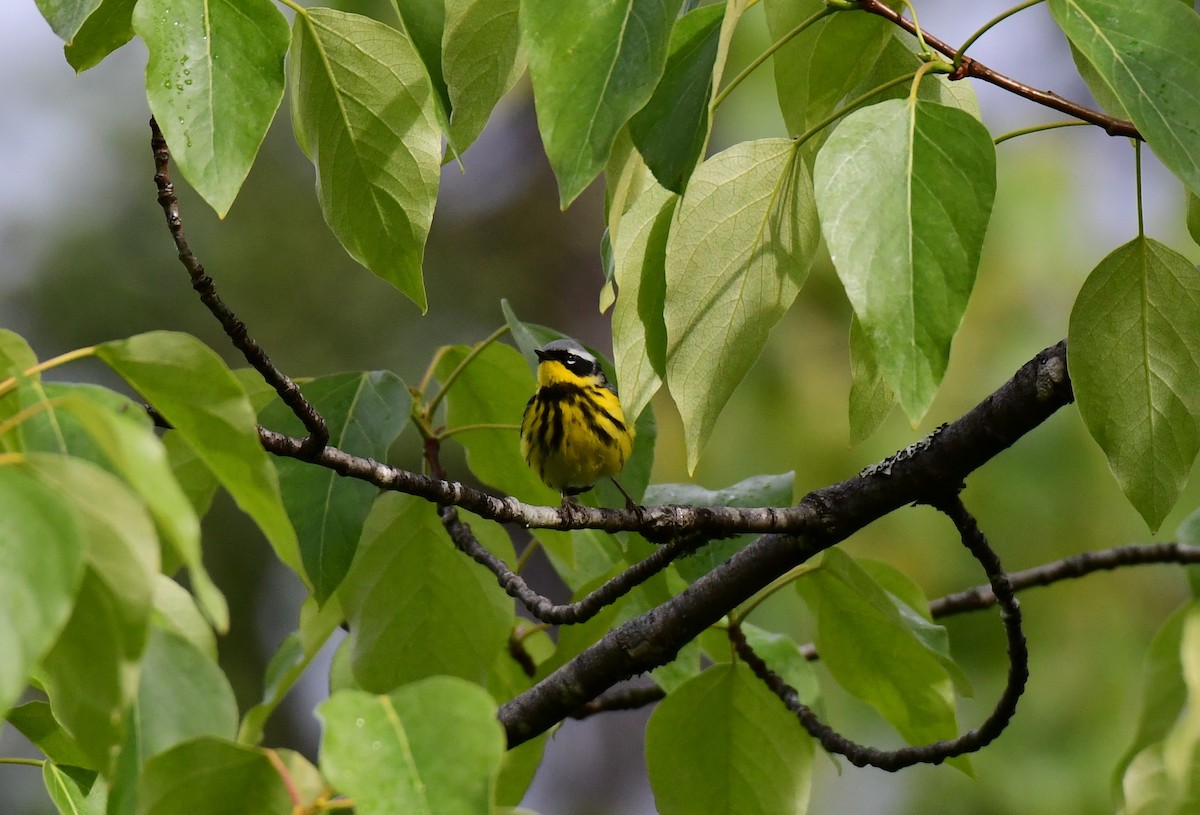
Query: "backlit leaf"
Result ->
[[138, 737, 291, 815], [443, 0, 524, 151]]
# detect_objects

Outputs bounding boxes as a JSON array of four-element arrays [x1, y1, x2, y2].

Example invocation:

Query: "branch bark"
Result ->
[[498, 341, 1072, 746]]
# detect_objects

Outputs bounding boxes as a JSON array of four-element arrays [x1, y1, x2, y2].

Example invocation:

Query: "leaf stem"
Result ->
[[896, 0, 931, 59], [439, 422, 521, 439], [794, 70, 919, 148], [0, 757, 44, 767], [515, 538, 543, 574], [0, 398, 66, 439], [275, 0, 307, 15], [954, 0, 1046, 67], [992, 119, 1090, 145], [712, 5, 838, 110], [423, 325, 511, 419], [0, 346, 96, 400]]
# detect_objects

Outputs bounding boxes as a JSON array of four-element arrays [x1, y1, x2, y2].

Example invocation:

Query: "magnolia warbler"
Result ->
[[520, 338, 636, 506]]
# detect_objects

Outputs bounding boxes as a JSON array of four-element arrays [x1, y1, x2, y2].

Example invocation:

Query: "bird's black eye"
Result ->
[[564, 354, 592, 375]]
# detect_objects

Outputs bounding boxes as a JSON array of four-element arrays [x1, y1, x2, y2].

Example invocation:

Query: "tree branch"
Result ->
[[731, 495, 1027, 770], [149, 119, 329, 458], [497, 342, 1071, 746], [854, 0, 1141, 139]]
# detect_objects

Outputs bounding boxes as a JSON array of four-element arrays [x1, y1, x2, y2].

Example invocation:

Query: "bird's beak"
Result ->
[[534, 349, 548, 362]]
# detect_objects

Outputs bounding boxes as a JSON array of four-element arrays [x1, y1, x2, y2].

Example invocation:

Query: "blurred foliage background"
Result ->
[[3, 1, 1200, 813]]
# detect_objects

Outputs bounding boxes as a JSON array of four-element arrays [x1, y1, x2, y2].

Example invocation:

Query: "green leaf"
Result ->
[[1120, 605, 1200, 814], [646, 663, 813, 815], [1068, 236, 1200, 530], [1050, 0, 1200, 197], [318, 679, 506, 815], [261, 371, 408, 604], [765, 0, 895, 136], [138, 737, 292, 815], [795, 548, 960, 751], [522, 0, 684, 207], [44, 762, 106, 815], [289, 8, 442, 311], [848, 314, 895, 446], [25, 455, 159, 660], [7, 701, 94, 769], [40, 567, 140, 770], [63, 0, 136, 72], [339, 494, 514, 691], [443, 0, 524, 151], [612, 184, 675, 422], [629, 4, 724, 193], [95, 331, 300, 579], [133, 0, 289, 217], [35, 0, 102, 41], [135, 627, 238, 761], [1188, 193, 1200, 247], [54, 396, 227, 631], [647, 473, 794, 584], [162, 430, 219, 521], [847, 29, 982, 119], [604, 127, 653, 246], [0, 330, 38, 449], [0, 467, 85, 718], [150, 575, 217, 660], [665, 138, 819, 471], [1113, 602, 1195, 808], [388, 0, 453, 150], [814, 98, 996, 422]]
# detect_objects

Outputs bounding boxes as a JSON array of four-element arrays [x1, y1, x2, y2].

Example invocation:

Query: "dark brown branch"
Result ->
[[732, 496, 1027, 770], [855, 0, 1141, 139], [440, 506, 711, 624], [931, 541, 1200, 617], [148, 118, 329, 459], [497, 342, 1071, 747], [568, 684, 666, 721]]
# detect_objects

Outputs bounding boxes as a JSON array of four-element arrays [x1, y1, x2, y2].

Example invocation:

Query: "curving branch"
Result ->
[[496, 342, 1072, 746], [149, 119, 329, 458], [731, 495, 1027, 770], [440, 506, 712, 624], [854, 0, 1141, 139]]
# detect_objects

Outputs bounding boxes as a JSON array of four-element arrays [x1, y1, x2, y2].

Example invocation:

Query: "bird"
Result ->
[[520, 338, 636, 507]]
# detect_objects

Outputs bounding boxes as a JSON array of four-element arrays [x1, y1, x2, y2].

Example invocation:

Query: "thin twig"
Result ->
[[148, 118, 329, 458], [854, 0, 1141, 139], [731, 495, 1027, 770], [568, 684, 666, 720]]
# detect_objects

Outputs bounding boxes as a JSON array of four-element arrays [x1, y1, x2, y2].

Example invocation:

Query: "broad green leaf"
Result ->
[[7, 701, 93, 769], [135, 627, 238, 761], [604, 127, 653, 247], [613, 183, 676, 422], [765, 0, 895, 136], [1189, 193, 1200, 247], [261, 371, 407, 604], [629, 4, 725, 193], [647, 473, 794, 584], [388, 0, 454, 151], [848, 314, 895, 445], [665, 138, 819, 471], [138, 737, 291, 815], [646, 663, 812, 815], [796, 548, 960, 753], [289, 9, 442, 310], [54, 395, 227, 631], [44, 762, 106, 815], [739, 624, 821, 708], [339, 494, 513, 691], [1050, 0, 1200, 197], [162, 430, 219, 521], [1121, 607, 1200, 814], [133, 0, 289, 217], [0, 330, 38, 449], [150, 575, 217, 660], [25, 455, 159, 660], [522, 0, 684, 207], [0, 467, 85, 718], [35, 0, 102, 41], [1068, 237, 1200, 530], [40, 568, 140, 770], [814, 98, 996, 422], [96, 331, 300, 579], [443, 0, 524, 151], [495, 734, 548, 809], [64, 0, 136, 72], [1113, 602, 1195, 808], [318, 679, 505, 815]]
